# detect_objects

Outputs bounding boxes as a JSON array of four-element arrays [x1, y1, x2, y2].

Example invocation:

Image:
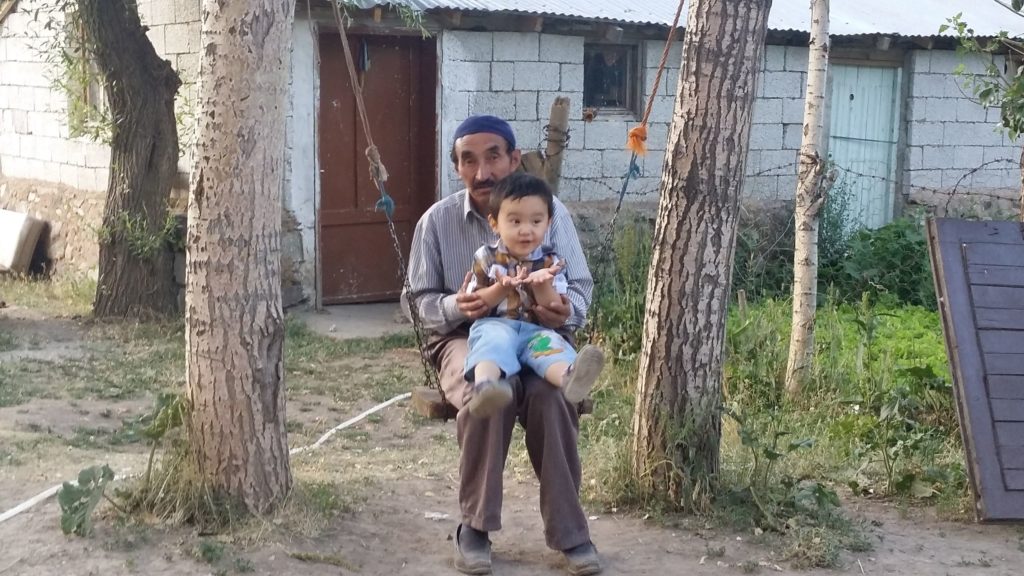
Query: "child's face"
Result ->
[[489, 195, 551, 259]]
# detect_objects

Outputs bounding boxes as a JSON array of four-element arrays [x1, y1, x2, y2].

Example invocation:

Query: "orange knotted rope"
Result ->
[[626, 0, 686, 156]]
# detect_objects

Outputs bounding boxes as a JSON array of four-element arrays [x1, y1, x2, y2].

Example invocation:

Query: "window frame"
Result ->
[[583, 41, 643, 119]]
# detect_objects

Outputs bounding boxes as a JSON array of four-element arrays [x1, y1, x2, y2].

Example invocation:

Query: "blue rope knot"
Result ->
[[374, 182, 396, 220]]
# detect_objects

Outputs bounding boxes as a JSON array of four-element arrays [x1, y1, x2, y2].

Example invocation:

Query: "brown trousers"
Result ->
[[429, 327, 591, 551]]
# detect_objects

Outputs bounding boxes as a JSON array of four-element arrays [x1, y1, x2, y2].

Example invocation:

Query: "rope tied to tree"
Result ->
[[625, 0, 686, 157]]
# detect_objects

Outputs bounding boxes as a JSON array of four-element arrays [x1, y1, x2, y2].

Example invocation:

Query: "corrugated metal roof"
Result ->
[[352, 0, 1019, 38]]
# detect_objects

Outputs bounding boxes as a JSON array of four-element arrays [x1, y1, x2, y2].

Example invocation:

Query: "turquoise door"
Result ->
[[828, 64, 902, 229]]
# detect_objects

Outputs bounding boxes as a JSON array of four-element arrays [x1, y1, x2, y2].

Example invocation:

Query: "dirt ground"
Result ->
[[2, 304, 1024, 576]]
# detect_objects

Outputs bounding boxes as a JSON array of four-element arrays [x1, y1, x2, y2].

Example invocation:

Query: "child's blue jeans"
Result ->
[[464, 317, 577, 381]]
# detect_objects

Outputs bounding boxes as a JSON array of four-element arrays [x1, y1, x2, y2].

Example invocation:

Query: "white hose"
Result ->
[[0, 392, 412, 525]]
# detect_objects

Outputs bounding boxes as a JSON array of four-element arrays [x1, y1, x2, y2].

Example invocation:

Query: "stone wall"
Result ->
[[0, 176, 104, 275]]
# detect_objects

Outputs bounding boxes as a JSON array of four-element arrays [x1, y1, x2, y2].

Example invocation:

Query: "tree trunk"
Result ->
[[186, 0, 295, 514], [80, 0, 181, 318], [784, 0, 831, 398], [631, 0, 772, 511]]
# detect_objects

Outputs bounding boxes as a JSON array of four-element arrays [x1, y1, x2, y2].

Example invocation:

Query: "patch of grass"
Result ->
[[0, 330, 17, 351], [193, 539, 225, 564], [0, 274, 97, 317], [65, 421, 148, 449]]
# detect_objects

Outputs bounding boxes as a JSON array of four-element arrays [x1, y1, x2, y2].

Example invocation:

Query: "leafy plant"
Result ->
[[58, 464, 116, 536]]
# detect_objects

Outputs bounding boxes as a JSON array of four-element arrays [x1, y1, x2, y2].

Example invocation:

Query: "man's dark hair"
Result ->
[[449, 137, 515, 166], [487, 172, 554, 219]]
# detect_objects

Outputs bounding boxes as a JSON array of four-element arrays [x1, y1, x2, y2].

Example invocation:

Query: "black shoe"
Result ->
[[563, 541, 602, 576], [453, 523, 491, 575]]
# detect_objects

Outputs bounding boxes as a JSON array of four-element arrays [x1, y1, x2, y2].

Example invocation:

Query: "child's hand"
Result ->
[[494, 269, 517, 288], [524, 262, 563, 286]]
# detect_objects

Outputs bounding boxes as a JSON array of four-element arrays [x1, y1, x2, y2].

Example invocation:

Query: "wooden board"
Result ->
[[928, 218, 1024, 522]]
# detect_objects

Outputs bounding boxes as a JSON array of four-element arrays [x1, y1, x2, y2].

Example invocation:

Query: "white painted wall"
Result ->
[[284, 15, 319, 298]]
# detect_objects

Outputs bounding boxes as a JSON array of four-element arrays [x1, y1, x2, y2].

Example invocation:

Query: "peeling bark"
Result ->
[[186, 0, 295, 513], [631, 0, 772, 509], [785, 0, 831, 398]]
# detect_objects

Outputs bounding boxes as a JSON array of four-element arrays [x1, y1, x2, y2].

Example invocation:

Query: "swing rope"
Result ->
[[610, 0, 686, 233], [329, 2, 444, 403]]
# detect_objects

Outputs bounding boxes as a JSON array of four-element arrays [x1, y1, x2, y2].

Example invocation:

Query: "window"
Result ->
[[583, 44, 640, 115]]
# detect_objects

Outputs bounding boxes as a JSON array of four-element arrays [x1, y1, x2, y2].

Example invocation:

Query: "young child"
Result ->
[[463, 172, 605, 417]]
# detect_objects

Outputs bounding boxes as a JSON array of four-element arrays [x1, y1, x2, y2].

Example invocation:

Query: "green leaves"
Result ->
[[58, 464, 115, 537]]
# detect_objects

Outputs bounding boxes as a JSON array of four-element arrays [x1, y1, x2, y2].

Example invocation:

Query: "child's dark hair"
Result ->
[[487, 172, 554, 219]]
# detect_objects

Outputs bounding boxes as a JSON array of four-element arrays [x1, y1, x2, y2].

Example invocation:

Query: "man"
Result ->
[[403, 115, 602, 576]]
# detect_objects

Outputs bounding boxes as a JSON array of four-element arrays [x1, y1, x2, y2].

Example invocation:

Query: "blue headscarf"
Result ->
[[453, 115, 517, 150]]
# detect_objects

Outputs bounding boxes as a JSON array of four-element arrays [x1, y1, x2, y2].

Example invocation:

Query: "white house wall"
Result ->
[[905, 50, 1018, 212]]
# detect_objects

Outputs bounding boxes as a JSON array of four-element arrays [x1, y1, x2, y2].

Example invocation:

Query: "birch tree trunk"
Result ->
[[631, 0, 772, 510], [784, 0, 831, 398], [80, 0, 180, 318], [185, 0, 295, 513]]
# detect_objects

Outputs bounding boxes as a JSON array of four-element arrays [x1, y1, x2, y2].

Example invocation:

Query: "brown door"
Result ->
[[319, 33, 437, 304]]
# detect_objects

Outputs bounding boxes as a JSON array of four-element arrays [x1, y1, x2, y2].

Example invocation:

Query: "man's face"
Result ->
[[453, 132, 522, 211]]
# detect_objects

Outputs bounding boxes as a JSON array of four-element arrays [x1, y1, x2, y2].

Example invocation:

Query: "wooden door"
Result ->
[[318, 33, 436, 304]]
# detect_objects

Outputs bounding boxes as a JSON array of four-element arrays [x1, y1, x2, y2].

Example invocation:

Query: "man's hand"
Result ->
[[532, 295, 572, 329], [456, 272, 490, 320]]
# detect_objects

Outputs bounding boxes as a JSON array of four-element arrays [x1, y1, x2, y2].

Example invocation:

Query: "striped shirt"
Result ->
[[402, 189, 593, 335]]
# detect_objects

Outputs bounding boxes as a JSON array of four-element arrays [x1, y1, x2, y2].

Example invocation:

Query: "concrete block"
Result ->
[[85, 143, 111, 168], [758, 149, 798, 176], [783, 123, 803, 150], [909, 169, 943, 190], [645, 122, 670, 152], [925, 97, 956, 121], [516, 91, 538, 121], [909, 50, 929, 73], [764, 45, 785, 72], [164, 23, 190, 54], [176, 52, 199, 81], [762, 71, 803, 99], [752, 98, 782, 124], [145, 0, 176, 26], [491, 62, 514, 91], [930, 49, 991, 75], [59, 163, 81, 189], [540, 34, 583, 64], [906, 146, 924, 170], [952, 146, 985, 169], [12, 110, 28, 134], [943, 75, 970, 99], [785, 46, 809, 72], [0, 132, 21, 157], [513, 61, 560, 91], [562, 149, 603, 178], [175, 0, 202, 23], [986, 105, 1005, 124], [446, 61, 491, 91], [921, 146, 955, 170], [184, 21, 201, 53], [910, 73, 946, 98], [983, 146, 1018, 165], [908, 121, 943, 145], [648, 95, 675, 123], [644, 40, 683, 70], [743, 175, 779, 199], [943, 122, 1001, 146], [566, 120, 586, 150], [561, 63, 585, 92], [494, 32, 539, 62], [579, 178, 629, 201], [442, 91, 470, 119], [508, 120, 542, 148], [749, 124, 784, 150], [147, 25, 166, 56], [602, 149, 637, 178], [584, 120, 629, 150], [782, 97, 805, 124], [445, 30, 492, 62], [955, 98, 988, 123], [776, 175, 798, 199], [468, 91, 516, 119], [908, 98, 928, 122]]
